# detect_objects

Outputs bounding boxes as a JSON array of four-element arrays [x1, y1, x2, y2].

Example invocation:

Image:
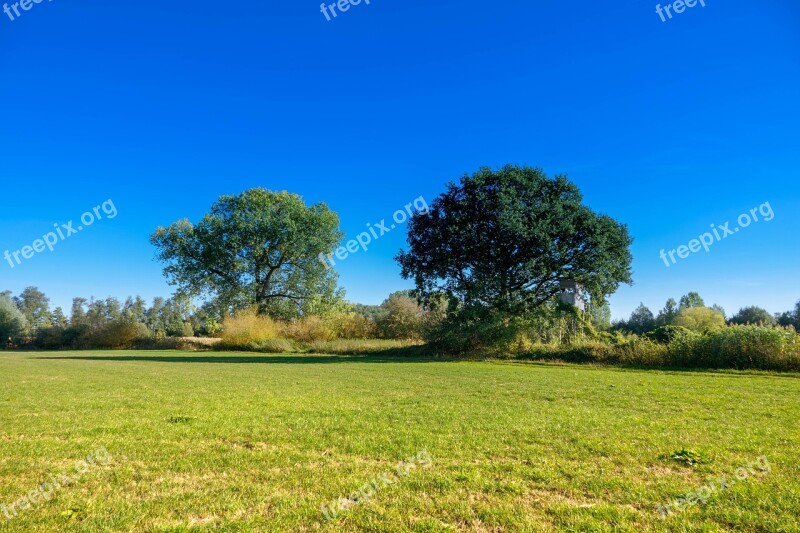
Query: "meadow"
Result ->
[[1, 350, 798, 531]]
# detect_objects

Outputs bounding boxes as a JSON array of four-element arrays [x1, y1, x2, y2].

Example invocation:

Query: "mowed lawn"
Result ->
[[1, 352, 799, 532]]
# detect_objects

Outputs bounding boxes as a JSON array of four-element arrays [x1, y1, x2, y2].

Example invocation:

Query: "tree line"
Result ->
[[0, 286, 433, 349], [614, 291, 800, 335]]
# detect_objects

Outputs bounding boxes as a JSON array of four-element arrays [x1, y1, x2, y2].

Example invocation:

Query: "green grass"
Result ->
[[1, 351, 799, 531]]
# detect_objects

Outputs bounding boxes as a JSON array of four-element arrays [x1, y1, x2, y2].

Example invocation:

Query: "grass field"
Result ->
[[1, 351, 799, 532]]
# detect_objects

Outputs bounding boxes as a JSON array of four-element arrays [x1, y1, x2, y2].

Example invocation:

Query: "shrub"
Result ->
[[249, 338, 299, 353], [672, 307, 726, 333], [376, 293, 425, 340], [220, 309, 281, 348], [326, 312, 377, 340], [93, 319, 151, 349], [282, 315, 337, 343], [35, 327, 65, 350], [647, 325, 692, 344], [665, 325, 800, 371]]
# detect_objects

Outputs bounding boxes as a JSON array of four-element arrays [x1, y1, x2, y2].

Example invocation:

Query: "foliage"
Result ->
[[428, 302, 598, 356], [219, 309, 281, 348], [625, 303, 656, 335], [397, 165, 633, 324], [586, 300, 612, 331], [672, 307, 726, 333], [678, 292, 705, 310], [0, 293, 28, 345], [646, 325, 692, 344], [664, 325, 800, 370], [151, 188, 343, 319], [655, 298, 679, 326], [730, 306, 776, 326], [376, 291, 425, 340], [671, 448, 707, 467], [14, 287, 51, 334]]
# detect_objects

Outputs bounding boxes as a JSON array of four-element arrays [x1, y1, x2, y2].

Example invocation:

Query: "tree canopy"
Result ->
[[396, 165, 633, 318], [673, 307, 726, 333], [151, 188, 343, 318], [730, 306, 775, 326]]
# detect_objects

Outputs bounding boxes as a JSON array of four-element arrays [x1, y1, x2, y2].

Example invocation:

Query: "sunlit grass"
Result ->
[[1, 351, 798, 531]]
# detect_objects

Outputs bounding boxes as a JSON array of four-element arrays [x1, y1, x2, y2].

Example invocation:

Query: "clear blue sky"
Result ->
[[1, 0, 798, 320]]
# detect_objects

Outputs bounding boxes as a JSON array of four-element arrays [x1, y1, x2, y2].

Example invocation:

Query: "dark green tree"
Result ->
[[396, 165, 633, 319], [626, 303, 656, 335], [656, 298, 679, 326], [679, 292, 705, 310], [51, 307, 69, 329], [730, 306, 775, 326], [776, 299, 800, 329], [70, 298, 88, 327], [151, 188, 344, 318]]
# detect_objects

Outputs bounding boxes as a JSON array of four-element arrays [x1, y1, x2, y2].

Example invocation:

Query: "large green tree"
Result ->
[[396, 165, 633, 318], [151, 188, 343, 318]]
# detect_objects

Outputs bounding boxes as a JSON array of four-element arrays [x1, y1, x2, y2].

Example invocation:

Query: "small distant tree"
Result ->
[[123, 296, 148, 324], [710, 304, 727, 320], [775, 299, 800, 329], [586, 300, 612, 331], [656, 298, 679, 326], [377, 291, 424, 340], [14, 287, 51, 334], [626, 303, 656, 335], [673, 307, 726, 333], [70, 298, 88, 327], [51, 307, 69, 329], [731, 306, 775, 326], [679, 292, 705, 310], [0, 293, 28, 345]]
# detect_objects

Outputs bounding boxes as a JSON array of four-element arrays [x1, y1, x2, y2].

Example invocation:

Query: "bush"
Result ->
[[220, 309, 281, 348], [665, 325, 800, 371], [97, 319, 151, 349], [35, 327, 65, 350], [282, 315, 337, 343], [325, 312, 377, 340], [647, 325, 692, 344], [672, 307, 726, 333], [376, 293, 425, 340]]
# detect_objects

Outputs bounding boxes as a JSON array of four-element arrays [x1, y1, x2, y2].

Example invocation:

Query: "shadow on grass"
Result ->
[[35, 346, 452, 365], [28, 350, 800, 376]]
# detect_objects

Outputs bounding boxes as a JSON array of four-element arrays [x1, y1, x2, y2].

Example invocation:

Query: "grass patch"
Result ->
[[0, 350, 798, 531]]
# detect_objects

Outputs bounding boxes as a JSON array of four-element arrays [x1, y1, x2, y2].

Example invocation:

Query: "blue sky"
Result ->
[[0, 0, 798, 320]]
